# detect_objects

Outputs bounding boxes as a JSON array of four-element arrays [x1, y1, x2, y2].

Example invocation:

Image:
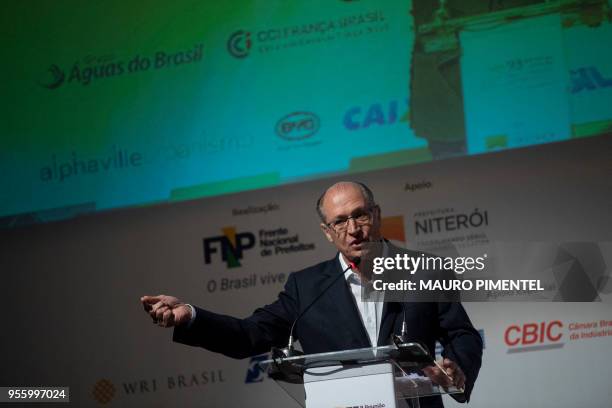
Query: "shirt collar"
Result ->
[[339, 240, 389, 285]]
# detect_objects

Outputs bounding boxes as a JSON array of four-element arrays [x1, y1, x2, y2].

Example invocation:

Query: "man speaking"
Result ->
[[141, 181, 483, 407]]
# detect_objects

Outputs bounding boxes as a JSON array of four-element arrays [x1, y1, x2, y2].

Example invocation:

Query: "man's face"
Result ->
[[320, 185, 381, 262]]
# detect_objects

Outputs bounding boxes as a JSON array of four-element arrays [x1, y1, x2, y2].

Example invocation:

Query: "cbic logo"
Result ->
[[504, 321, 564, 353], [203, 227, 256, 268], [227, 30, 252, 58]]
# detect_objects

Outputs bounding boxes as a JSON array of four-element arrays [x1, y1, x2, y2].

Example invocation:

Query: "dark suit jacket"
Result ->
[[174, 248, 483, 407]]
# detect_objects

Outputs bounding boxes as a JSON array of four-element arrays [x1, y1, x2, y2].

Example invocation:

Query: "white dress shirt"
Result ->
[[339, 243, 387, 347], [187, 244, 388, 344]]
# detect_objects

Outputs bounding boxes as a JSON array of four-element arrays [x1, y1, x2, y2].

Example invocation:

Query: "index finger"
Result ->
[[141, 295, 162, 310]]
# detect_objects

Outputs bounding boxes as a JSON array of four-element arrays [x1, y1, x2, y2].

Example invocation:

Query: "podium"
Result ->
[[259, 342, 464, 408]]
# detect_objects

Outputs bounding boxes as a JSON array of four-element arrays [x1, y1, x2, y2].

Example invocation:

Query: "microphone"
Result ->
[[393, 306, 409, 343], [279, 256, 361, 358]]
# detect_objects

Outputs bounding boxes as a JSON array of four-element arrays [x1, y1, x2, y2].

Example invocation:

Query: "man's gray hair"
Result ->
[[316, 182, 376, 222]]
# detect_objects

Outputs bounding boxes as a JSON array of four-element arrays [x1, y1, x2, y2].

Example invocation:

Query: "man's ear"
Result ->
[[320, 223, 334, 242]]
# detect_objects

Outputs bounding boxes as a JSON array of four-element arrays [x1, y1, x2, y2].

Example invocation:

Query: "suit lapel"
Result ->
[[320, 252, 404, 348], [377, 241, 408, 346], [322, 258, 371, 348], [378, 301, 402, 346]]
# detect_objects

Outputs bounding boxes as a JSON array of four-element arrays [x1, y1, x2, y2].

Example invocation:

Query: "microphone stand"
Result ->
[[277, 257, 361, 358]]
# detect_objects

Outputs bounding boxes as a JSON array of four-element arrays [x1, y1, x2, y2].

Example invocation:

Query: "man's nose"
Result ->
[[346, 217, 361, 235]]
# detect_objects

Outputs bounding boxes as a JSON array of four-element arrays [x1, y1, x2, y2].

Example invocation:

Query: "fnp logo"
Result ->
[[203, 227, 256, 268], [504, 320, 564, 353]]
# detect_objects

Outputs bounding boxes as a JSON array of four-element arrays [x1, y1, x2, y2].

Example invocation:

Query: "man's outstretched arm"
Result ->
[[140, 273, 299, 359]]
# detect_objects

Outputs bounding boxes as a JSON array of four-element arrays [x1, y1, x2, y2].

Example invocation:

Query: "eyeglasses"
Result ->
[[326, 208, 374, 233]]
